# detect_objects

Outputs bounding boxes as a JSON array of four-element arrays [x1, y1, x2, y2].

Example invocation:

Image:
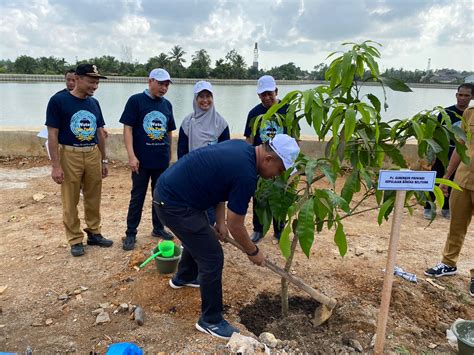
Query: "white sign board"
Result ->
[[378, 170, 436, 191]]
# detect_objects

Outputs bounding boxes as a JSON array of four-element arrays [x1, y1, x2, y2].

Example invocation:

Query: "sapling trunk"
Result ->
[[281, 232, 299, 317]]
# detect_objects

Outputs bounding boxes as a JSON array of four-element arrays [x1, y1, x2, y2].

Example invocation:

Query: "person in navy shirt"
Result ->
[[177, 80, 230, 225], [154, 134, 300, 340], [46, 63, 113, 257], [423, 83, 473, 220], [244, 75, 295, 243], [64, 69, 76, 92], [120, 68, 176, 251]]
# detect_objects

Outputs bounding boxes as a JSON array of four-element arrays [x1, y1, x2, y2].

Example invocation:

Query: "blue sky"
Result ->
[[0, 0, 472, 71]]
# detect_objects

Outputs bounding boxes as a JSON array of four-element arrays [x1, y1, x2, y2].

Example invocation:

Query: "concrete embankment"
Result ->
[[0, 74, 458, 89], [0, 129, 422, 169]]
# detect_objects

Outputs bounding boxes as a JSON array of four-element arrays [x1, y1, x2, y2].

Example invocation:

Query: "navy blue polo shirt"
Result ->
[[157, 140, 257, 215], [119, 92, 176, 170], [439, 105, 463, 147], [244, 102, 289, 146], [45, 90, 105, 146]]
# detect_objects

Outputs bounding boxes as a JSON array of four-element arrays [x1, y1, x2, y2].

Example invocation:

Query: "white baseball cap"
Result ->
[[257, 75, 276, 94], [269, 134, 300, 170], [149, 68, 172, 83], [194, 80, 213, 94]]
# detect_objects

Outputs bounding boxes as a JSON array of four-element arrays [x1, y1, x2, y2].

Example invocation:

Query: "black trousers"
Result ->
[[154, 193, 224, 324], [125, 167, 165, 237]]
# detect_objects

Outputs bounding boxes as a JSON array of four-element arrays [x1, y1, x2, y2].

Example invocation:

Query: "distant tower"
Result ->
[[253, 42, 258, 70], [426, 58, 431, 73]]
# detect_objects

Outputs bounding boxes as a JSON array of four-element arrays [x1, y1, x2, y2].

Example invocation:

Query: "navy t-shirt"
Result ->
[[439, 105, 463, 147], [244, 102, 289, 146], [157, 140, 257, 215], [119, 92, 176, 170], [45, 90, 105, 146]]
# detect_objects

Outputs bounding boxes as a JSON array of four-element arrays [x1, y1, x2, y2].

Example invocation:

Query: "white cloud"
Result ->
[[115, 15, 150, 37], [0, 0, 472, 71]]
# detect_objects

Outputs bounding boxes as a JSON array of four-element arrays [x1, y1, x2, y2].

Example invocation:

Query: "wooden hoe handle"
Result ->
[[223, 236, 337, 309]]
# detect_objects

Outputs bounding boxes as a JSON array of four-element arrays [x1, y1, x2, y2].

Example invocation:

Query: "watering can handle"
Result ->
[[139, 250, 162, 269]]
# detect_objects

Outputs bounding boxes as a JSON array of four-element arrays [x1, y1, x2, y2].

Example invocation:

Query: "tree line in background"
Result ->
[[0, 45, 471, 83]]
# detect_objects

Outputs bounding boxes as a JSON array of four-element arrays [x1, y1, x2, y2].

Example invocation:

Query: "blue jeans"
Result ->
[[125, 167, 165, 237], [154, 193, 224, 324]]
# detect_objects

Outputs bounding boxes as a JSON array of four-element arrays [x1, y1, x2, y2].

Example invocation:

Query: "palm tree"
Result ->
[[146, 53, 170, 72], [168, 45, 186, 67]]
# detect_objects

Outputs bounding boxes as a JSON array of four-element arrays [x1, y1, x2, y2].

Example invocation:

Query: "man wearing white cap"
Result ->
[[154, 134, 299, 340], [120, 68, 176, 251], [244, 75, 294, 243]]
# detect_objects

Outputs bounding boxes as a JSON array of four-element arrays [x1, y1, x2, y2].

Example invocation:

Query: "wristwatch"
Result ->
[[102, 159, 109, 164], [246, 244, 259, 256]]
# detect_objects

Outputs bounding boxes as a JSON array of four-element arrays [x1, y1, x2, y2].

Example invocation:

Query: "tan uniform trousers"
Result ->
[[60, 146, 102, 245], [441, 187, 474, 277]]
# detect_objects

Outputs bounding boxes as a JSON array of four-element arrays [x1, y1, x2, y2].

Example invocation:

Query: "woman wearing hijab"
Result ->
[[178, 81, 230, 158], [177, 81, 230, 224]]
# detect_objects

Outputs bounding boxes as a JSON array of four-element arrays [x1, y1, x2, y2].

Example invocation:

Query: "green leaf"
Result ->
[[324, 189, 350, 213], [435, 178, 462, 191], [268, 184, 296, 222], [344, 108, 357, 141], [455, 140, 469, 164], [375, 188, 383, 205], [334, 222, 347, 256], [425, 138, 443, 154], [367, 94, 381, 113], [297, 199, 315, 258], [412, 121, 424, 141], [312, 100, 324, 137], [305, 159, 319, 187], [341, 170, 360, 203], [319, 162, 336, 185], [303, 90, 313, 115], [453, 124, 467, 143], [313, 193, 330, 221], [278, 223, 292, 259], [358, 104, 371, 124], [379, 76, 412, 92], [364, 54, 380, 77], [264, 100, 284, 119], [377, 198, 393, 225], [383, 145, 407, 168], [345, 65, 356, 91], [355, 56, 364, 78], [433, 185, 445, 210]]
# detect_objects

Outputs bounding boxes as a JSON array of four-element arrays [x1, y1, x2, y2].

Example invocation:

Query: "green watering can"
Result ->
[[139, 240, 175, 269]]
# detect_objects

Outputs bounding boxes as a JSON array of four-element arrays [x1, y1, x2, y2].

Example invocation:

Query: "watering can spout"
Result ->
[[139, 241, 175, 269]]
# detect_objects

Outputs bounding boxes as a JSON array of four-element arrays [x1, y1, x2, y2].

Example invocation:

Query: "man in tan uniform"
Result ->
[[425, 106, 474, 297], [46, 64, 113, 257]]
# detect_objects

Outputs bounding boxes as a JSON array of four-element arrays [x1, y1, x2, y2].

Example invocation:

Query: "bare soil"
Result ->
[[0, 156, 472, 353]]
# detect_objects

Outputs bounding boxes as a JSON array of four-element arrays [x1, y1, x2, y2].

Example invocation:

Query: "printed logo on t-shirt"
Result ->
[[70, 110, 97, 141], [143, 111, 167, 141], [259, 121, 284, 143]]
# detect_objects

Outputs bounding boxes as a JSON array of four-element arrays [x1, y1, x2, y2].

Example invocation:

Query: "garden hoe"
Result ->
[[223, 236, 337, 326]]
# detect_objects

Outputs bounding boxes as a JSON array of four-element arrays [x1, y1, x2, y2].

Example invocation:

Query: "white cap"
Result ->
[[269, 134, 299, 170], [194, 80, 213, 94], [257, 75, 276, 94], [149, 68, 172, 83]]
